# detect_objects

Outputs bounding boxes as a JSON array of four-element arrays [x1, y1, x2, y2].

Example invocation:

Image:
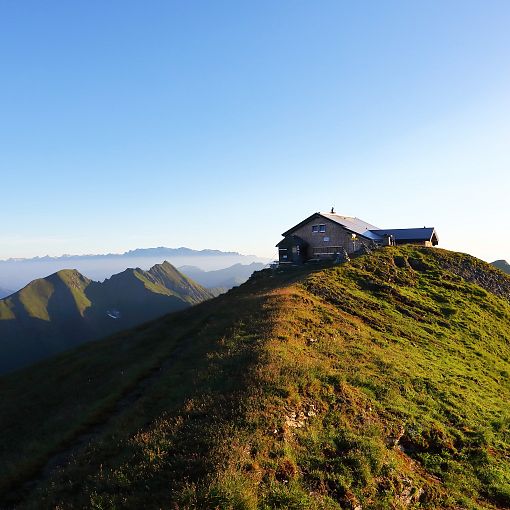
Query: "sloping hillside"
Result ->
[[0, 262, 212, 374], [493, 260, 510, 274], [1, 246, 509, 509]]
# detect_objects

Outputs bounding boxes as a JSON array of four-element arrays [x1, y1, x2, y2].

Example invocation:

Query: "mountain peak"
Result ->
[[491, 259, 510, 274], [146, 261, 213, 303], [151, 260, 178, 273], [54, 268, 91, 285]]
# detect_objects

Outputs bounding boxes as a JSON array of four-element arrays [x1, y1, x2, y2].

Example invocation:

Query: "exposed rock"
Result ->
[[285, 411, 306, 428], [397, 477, 424, 506], [285, 404, 317, 428], [387, 424, 406, 447]]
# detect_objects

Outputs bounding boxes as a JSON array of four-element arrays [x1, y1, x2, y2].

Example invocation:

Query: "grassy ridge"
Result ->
[[0, 246, 509, 509]]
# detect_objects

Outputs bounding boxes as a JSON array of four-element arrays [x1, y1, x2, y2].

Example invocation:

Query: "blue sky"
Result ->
[[1, 1, 509, 261]]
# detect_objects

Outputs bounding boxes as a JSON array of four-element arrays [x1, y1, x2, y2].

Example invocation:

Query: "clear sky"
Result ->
[[1, 1, 509, 261]]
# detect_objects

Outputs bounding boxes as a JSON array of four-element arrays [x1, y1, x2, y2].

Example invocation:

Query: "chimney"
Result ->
[[331, 207, 335, 213]]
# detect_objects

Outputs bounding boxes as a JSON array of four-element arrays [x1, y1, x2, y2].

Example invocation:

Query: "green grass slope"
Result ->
[[0, 262, 211, 374], [0, 246, 509, 509]]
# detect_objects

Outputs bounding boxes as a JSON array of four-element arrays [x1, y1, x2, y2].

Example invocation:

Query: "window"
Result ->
[[319, 224, 326, 233], [312, 225, 319, 233]]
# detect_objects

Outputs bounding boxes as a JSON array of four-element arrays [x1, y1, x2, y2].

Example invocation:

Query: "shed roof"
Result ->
[[371, 228, 439, 244]]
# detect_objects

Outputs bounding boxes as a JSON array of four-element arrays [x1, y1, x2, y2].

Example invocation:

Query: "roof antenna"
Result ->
[[331, 206, 335, 213]]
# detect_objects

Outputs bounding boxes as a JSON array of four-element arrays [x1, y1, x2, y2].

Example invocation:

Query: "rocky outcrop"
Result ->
[[429, 251, 510, 301]]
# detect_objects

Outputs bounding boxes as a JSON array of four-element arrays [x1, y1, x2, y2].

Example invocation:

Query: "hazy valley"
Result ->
[[0, 247, 269, 292], [0, 287, 13, 299], [178, 262, 267, 292]]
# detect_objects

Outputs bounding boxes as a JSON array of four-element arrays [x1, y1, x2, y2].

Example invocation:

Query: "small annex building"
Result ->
[[277, 210, 438, 264]]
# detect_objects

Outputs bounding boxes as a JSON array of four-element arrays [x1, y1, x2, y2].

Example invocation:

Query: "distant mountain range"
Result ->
[[0, 261, 212, 374], [492, 259, 510, 274], [179, 262, 267, 291], [0, 247, 270, 292], [3, 247, 252, 262]]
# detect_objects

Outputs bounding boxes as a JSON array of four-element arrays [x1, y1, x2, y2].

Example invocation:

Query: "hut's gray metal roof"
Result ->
[[319, 213, 381, 239], [370, 228, 437, 242]]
